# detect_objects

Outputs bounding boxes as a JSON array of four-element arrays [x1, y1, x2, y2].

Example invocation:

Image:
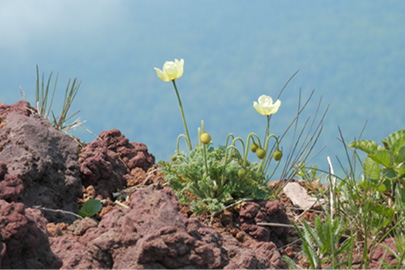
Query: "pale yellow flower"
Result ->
[[154, 59, 184, 81], [253, 95, 281, 115]]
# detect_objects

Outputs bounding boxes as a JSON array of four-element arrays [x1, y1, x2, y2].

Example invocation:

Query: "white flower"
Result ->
[[253, 95, 281, 116], [154, 59, 184, 81]]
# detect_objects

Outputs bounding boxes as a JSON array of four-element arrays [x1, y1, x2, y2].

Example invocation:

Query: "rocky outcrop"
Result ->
[[239, 200, 290, 247], [79, 129, 155, 198], [50, 185, 286, 269], [0, 200, 62, 269], [0, 111, 82, 222], [0, 101, 288, 269]]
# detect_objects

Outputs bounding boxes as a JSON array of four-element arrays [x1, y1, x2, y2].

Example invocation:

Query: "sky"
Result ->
[[1, 1, 404, 178]]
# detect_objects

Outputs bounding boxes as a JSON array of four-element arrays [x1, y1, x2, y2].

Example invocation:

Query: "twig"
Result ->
[[257, 222, 303, 229], [32, 205, 83, 220], [114, 200, 129, 209]]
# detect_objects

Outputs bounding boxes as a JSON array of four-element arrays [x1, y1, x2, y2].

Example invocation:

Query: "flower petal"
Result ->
[[154, 67, 170, 81], [253, 101, 265, 115]]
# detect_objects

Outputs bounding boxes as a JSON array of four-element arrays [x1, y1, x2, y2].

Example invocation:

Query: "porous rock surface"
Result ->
[[79, 129, 155, 198], [0, 107, 82, 222], [50, 184, 286, 269], [0, 161, 24, 202], [0, 199, 62, 269], [239, 200, 290, 246]]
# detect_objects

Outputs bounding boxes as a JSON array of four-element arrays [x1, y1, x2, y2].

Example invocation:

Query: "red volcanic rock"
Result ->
[[369, 237, 399, 269], [239, 200, 290, 246], [79, 129, 155, 198], [0, 111, 82, 223], [50, 185, 286, 269], [0, 100, 32, 117], [0, 200, 62, 269], [0, 162, 24, 202]]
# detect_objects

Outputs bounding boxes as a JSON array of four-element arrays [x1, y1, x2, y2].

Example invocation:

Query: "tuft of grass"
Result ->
[[35, 65, 85, 132]]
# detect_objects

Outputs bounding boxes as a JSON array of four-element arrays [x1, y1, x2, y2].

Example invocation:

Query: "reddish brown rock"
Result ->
[[0, 100, 32, 117], [79, 129, 155, 198], [50, 185, 286, 269], [369, 237, 400, 269], [239, 200, 290, 246], [0, 111, 82, 223], [0, 162, 24, 202], [0, 200, 62, 269]]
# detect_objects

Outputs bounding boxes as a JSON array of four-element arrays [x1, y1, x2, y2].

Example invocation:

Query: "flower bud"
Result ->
[[273, 150, 283, 161], [238, 167, 248, 179], [213, 183, 219, 192], [200, 132, 211, 144], [256, 148, 266, 159], [250, 142, 260, 153]]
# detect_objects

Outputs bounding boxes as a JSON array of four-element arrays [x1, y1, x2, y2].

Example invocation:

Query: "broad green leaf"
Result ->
[[372, 204, 395, 218], [370, 149, 393, 167], [382, 129, 405, 154], [377, 184, 386, 192], [395, 146, 405, 164], [395, 165, 405, 178], [78, 199, 102, 218], [349, 140, 378, 155], [382, 168, 397, 180], [363, 156, 381, 179]]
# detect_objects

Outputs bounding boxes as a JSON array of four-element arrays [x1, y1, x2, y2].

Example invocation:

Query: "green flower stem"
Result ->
[[265, 115, 270, 141], [202, 143, 209, 177], [172, 79, 192, 151], [242, 133, 261, 167], [258, 134, 279, 173], [224, 133, 235, 148], [176, 134, 189, 154]]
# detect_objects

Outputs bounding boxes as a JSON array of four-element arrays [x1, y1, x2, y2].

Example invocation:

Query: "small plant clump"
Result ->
[[154, 58, 306, 215]]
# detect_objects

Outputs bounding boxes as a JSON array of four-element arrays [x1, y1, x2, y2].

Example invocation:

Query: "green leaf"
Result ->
[[395, 146, 405, 164], [349, 140, 378, 155], [282, 255, 298, 269], [377, 184, 386, 192], [78, 199, 102, 218], [382, 168, 397, 180], [336, 234, 354, 256], [372, 204, 395, 219], [395, 165, 405, 179], [363, 156, 381, 179], [382, 129, 405, 154], [370, 149, 393, 168]]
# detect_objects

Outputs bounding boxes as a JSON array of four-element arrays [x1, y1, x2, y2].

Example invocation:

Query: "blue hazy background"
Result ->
[[1, 1, 404, 177]]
